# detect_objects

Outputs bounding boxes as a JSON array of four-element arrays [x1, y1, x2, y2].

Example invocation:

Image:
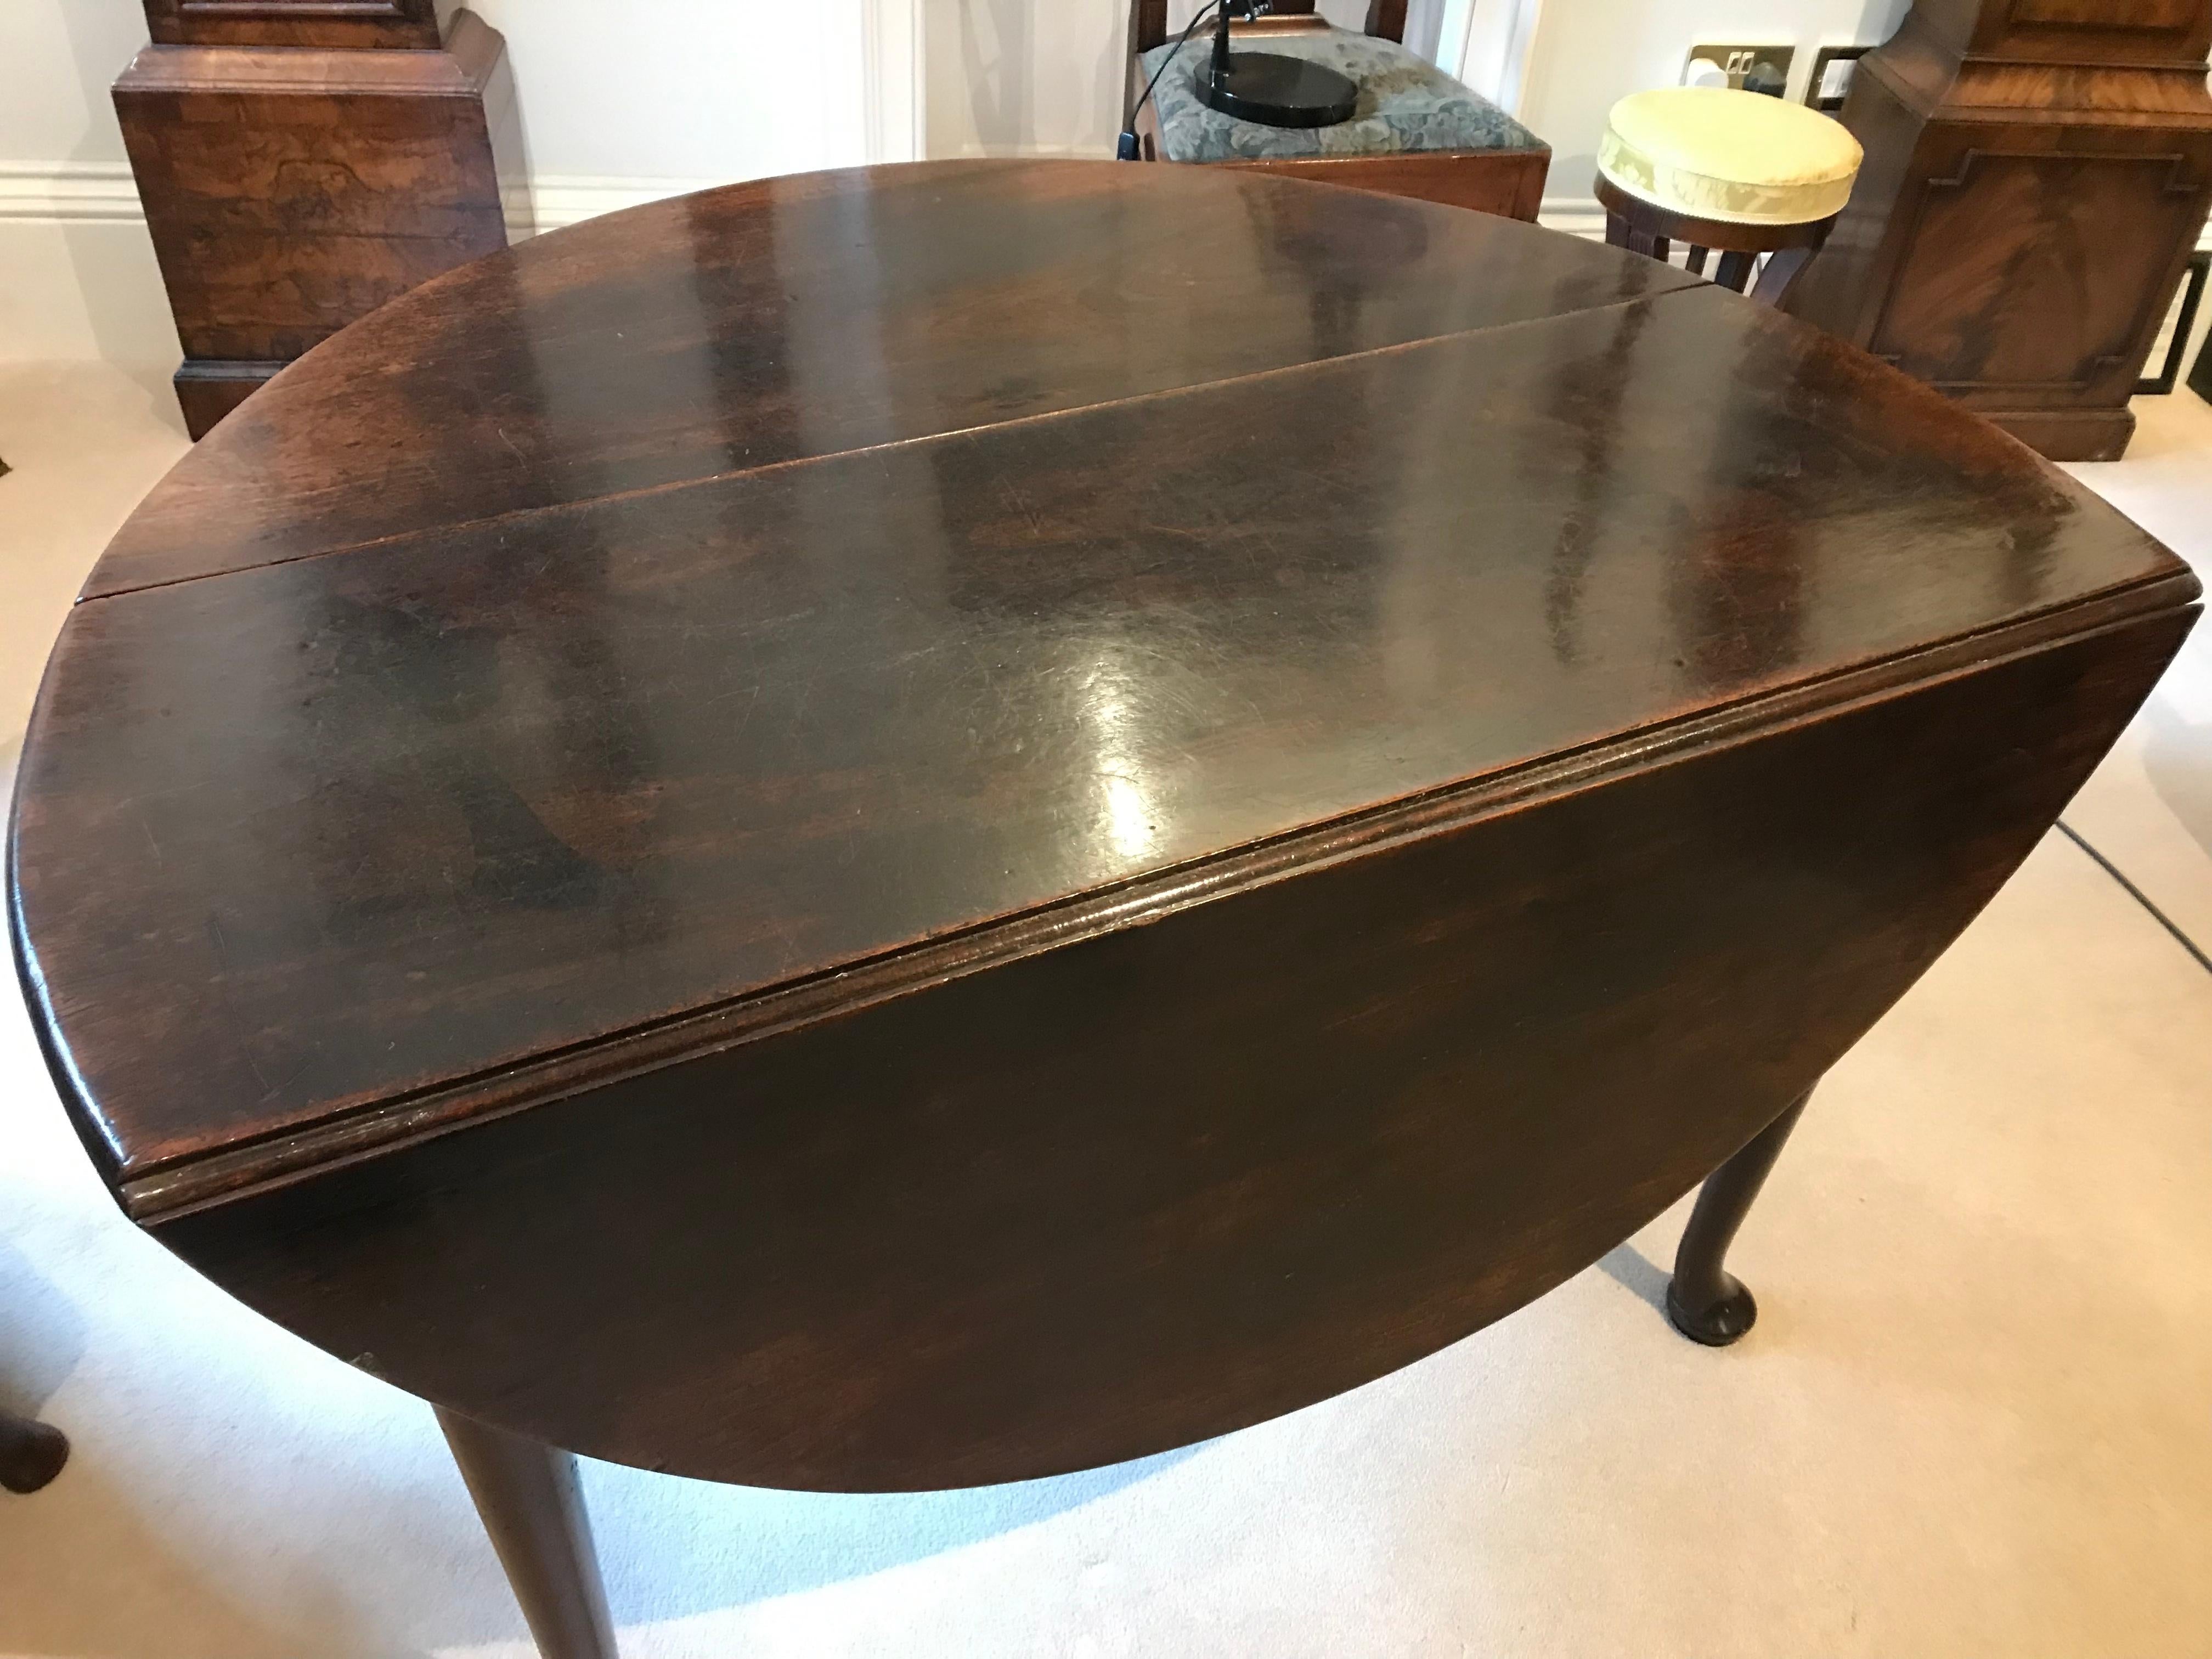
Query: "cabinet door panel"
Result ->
[[1870, 146, 2208, 403]]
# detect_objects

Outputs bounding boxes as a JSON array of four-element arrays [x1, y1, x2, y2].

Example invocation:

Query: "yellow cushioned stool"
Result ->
[[1594, 87, 1863, 303]]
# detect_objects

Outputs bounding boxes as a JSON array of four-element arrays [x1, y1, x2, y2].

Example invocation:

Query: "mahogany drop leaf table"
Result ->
[[7, 161, 2197, 1657]]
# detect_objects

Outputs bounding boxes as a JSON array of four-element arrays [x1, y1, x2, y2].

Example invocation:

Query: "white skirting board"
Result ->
[[4, 162, 2209, 371], [0, 163, 726, 368], [0, 159, 732, 234]]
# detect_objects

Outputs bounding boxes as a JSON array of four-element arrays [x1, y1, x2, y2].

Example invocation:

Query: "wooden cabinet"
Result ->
[[115, 2, 524, 439], [1783, 0, 2212, 460]]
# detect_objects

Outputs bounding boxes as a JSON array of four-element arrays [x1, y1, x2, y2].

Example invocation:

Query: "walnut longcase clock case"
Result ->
[[116, 0, 526, 439]]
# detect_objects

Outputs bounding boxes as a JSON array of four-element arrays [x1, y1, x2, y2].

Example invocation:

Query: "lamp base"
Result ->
[[1198, 52, 1359, 128]]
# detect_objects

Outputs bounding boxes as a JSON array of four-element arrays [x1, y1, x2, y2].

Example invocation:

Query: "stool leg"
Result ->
[[438, 1407, 618, 1659], [0, 1409, 70, 1494], [1666, 1090, 1811, 1346], [1750, 244, 1815, 306], [1684, 245, 1709, 276], [1604, 213, 1629, 249], [1713, 249, 1758, 292]]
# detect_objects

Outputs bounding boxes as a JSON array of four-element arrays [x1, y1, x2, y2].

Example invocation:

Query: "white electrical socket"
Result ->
[[1805, 44, 1872, 110], [1682, 43, 1795, 98]]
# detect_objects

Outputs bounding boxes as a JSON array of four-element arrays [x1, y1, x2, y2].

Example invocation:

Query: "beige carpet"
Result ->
[[2, 365, 2209, 1658]]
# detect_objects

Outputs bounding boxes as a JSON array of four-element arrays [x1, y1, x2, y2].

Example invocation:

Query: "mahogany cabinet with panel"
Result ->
[[115, 1, 526, 439], [1782, 0, 2212, 460]]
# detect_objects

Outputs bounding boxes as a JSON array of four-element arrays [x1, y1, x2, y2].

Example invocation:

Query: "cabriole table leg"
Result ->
[[437, 1406, 618, 1659], [0, 1408, 70, 1493], [1666, 1089, 1812, 1346]]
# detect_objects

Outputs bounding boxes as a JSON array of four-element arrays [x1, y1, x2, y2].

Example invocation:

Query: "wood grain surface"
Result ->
[[1780, 0, 2212, 460], [86, 162, 1669, 597], [115, 5, 519, 439], [149, 609, 2189, 1488], [8, 160, 2196, 1489]]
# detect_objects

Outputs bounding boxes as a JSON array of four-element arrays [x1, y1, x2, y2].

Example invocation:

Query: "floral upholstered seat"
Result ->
[[1140, 26, 1540, 163]]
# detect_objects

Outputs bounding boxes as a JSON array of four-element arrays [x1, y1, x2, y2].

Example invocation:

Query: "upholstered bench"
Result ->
[[1130, 8, 1550, 221]]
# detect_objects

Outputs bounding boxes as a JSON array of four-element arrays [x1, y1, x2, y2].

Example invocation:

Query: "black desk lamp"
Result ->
[[1196, 2, 1357, 128], [1119, 2, 1357, 160]]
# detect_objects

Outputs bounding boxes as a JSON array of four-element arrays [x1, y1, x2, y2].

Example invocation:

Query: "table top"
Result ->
[[9, 159, 2191, 1214]]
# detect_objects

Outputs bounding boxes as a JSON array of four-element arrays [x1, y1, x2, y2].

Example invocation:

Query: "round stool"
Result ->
[[1594, 87, 1862, 303]]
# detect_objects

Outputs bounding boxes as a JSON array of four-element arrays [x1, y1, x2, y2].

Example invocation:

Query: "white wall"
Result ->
[[0, 0, 887, 368], [0, 0, 148, 167], [481, 0, 870, 183], [1, 0, 875, 180], [924, 0, 1127, 160], [1512, 0, 1913, 199]]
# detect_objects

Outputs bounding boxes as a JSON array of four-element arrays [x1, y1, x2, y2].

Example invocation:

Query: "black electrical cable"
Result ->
[[1117, 2, 1233, 160]]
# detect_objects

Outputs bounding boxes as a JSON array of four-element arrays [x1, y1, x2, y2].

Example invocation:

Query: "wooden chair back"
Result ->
[[1122, 0, 1549, 225], [1132, 1, 1409, 54]]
